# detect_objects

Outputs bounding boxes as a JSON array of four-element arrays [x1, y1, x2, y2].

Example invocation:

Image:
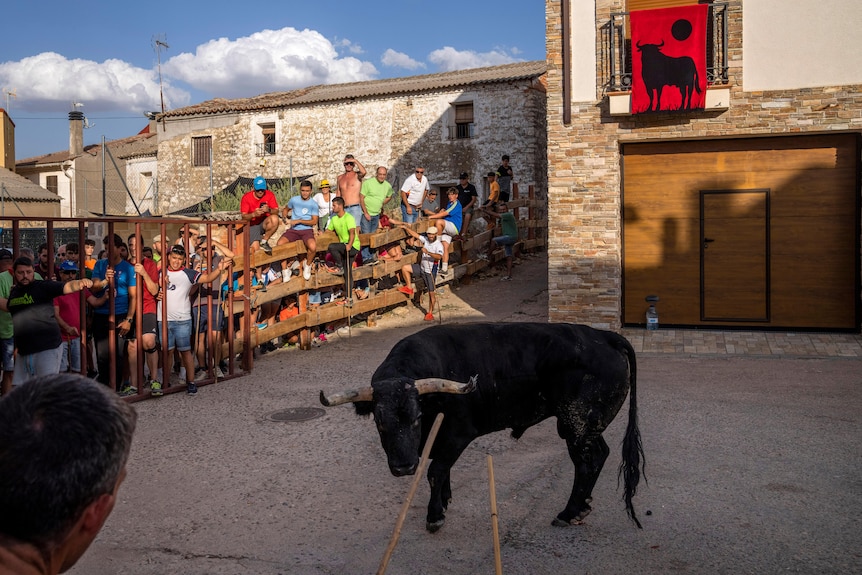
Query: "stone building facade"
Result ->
[[154, 62, 547, 214], [546, 0, 862, 331]]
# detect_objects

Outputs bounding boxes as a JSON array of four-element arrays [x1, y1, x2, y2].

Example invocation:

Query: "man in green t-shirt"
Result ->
[[481, 202, 519, 281], [326, 197, 361, 304], [359, 166, 395, 263]]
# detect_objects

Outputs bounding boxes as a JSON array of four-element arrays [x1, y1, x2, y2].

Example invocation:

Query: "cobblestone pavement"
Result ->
[[622, 328, 862, 358]]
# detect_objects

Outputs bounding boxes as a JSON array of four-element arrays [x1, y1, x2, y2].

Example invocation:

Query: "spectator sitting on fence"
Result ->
[[426, 187, 462, 279], [483, 171, 500, 209], [481, 202, 518, 281], [0, 373, 137, 575], [278, 180, 319, 283], [395, 224, 444, 322]]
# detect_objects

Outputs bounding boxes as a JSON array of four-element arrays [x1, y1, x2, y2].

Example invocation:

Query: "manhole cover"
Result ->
[[268, 407, 326, 423]]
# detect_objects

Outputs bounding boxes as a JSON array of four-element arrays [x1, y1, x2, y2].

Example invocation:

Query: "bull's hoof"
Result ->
[[552, 505, 592, 527], [426, 519, 445, 533]]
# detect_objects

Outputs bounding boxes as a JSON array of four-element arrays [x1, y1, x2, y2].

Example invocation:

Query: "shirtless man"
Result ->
[[336, 154, 367, 229]]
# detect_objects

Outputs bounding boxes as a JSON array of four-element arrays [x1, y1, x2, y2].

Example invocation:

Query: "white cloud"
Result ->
[[381, 49, 426, 70], [0, 52, 190, 113], [163, 27, 378, 98], [335, 38, 365, 55], [427, 46, 521, 71]]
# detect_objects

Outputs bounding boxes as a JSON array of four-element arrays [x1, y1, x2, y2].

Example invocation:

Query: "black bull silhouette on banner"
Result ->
[[636, 40, 702, 112]]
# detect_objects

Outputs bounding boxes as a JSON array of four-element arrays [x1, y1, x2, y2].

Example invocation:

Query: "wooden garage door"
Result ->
[[622, 134, 859, 329]]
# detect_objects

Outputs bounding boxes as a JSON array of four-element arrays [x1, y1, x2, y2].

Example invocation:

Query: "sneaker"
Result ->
[[302, 261, 312, 280], [186, 382, 198, 395], [257, 322, 268, 330], [195, 368, 208, 381], [500, 275, 512, 281], [318, 333, 327, 342], [214, 366, 225, 378], [398, 286, 414, 296], [218, 360, 228, 373], [424, 312, 434, 321], [150, 380, 163, 396], [260, 240, 273, 255], [282, 269, 291, 282], [119, 384, 137, 397]]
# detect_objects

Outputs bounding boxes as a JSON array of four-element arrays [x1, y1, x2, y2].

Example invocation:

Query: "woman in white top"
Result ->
[[313, 179, 335, 231]]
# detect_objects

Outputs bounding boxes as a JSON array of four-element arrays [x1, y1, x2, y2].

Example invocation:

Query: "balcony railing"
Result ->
[[602, 2, 729, 93], [256, 142, 277, 156], [447, 123, 475, 140]]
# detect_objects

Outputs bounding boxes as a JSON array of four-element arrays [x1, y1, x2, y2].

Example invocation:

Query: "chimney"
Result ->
[[69, 110, 84, 156]]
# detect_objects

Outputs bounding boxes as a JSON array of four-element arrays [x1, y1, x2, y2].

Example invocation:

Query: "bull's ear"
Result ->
[[319, 387, 374, 406], [415, 375, 477, 395]]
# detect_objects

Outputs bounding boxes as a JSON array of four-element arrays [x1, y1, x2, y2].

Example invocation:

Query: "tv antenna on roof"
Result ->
[[152, 34, 170, 115], [2, 88, 16, 112]]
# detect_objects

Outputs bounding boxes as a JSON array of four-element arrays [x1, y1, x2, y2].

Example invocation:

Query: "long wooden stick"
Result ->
[[377, 412, 445, 575], [488, 455, 503, 575]]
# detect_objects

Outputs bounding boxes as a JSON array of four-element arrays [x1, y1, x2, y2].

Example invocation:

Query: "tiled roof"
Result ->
[[162, 61, 547, 118], [0, 168, 61, 202], [17, 131, 156, 167]]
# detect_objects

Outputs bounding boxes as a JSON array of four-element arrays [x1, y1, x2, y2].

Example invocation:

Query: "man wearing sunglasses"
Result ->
[[335, 154, 366, 237], [400, 166, 430, 224]]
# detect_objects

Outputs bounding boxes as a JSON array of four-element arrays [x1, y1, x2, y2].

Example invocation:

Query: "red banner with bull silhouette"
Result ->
[[630, 4, 708, 114]]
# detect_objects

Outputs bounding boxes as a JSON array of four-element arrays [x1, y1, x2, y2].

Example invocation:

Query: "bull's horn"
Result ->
[[635, 40, 642, 49], [415, 375, 478, 395], [319, 387, 374, 407]]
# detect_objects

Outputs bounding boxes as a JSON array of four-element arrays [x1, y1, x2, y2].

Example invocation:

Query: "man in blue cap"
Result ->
[[240, 176, 280, 255]]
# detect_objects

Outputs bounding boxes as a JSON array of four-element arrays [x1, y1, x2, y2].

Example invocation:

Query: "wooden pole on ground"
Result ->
[[488, 454, 503, 575], [377, 412, 445, 575]]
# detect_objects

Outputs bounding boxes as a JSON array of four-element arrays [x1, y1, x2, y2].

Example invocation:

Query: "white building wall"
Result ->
[[744, 0, 862, 90]]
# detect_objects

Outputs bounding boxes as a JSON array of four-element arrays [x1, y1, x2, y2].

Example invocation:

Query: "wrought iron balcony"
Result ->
[[256, 142, 277, 156], [601, 2, 729, 93]]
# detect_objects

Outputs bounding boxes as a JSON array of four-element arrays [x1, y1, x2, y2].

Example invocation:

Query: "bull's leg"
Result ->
[[552, 434, 610, 527], [426, 459, 453, 532]]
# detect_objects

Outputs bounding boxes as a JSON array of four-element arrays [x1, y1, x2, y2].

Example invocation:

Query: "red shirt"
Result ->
[[139, 257, 160, 314], [54, 289, 92, 341], [241, 189, 278, 226]]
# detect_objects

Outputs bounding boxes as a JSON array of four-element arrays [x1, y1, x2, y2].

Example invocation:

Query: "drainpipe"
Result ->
[[561, 0, 572, 125]]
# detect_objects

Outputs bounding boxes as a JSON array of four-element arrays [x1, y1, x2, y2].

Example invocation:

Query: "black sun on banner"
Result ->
[[630, 4, 708, 114]]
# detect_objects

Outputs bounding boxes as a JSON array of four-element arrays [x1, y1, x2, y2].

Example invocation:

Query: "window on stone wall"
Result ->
[[192, 136, 212, 167], [45, 175, 58, 194], [257, 123, 277, 155], [447, 102, 475, 140]]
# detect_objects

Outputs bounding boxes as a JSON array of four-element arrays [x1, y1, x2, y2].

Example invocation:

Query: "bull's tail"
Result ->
[[614, 336, 646, 528], [694, 67, 703, 94]]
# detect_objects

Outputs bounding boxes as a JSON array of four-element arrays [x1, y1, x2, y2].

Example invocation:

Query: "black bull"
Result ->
[[637, 40, 702, 111], [320, 322, 645, 532]]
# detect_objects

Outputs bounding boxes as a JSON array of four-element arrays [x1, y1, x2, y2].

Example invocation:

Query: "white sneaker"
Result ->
[[178, 367, 186, 381], [302, 261, 312, 280], [282, 269, 291, 282], [214, 366, 225, 378]]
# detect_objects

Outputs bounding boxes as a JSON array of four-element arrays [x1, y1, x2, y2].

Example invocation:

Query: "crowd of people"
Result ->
[[0, 153, 518, 398], [0, 227, 236, 399], [243, 153, 518, 314]]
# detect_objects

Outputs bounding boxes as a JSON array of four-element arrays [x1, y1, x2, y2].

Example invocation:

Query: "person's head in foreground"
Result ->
[[0, 373, 137, 574]]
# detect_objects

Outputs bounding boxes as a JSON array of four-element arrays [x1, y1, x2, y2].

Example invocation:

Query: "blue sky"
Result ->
[[1, 1, 545, 160]]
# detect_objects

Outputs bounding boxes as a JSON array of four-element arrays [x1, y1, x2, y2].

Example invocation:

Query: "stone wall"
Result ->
[[157, 80, 547, 214], [546, 0, 862, 330]]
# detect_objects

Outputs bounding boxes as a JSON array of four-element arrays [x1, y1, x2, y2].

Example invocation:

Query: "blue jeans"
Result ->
[[158, 319, 193, 352], [493, 235, 517, 257], [360, 214, 379, 262], [60, 338, 82, 373], [13, 346, 63, 386], [401, 203, 419, 224]]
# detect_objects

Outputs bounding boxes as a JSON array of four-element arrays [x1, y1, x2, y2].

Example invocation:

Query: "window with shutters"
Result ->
[[447, 102, 475, 140], [191, 136, 212, 167], [45, 175, 58, 194]]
